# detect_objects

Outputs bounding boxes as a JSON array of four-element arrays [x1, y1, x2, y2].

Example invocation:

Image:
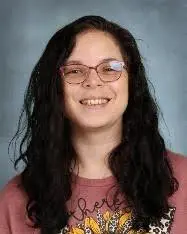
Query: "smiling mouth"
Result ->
[[80, 98, 111, 106]]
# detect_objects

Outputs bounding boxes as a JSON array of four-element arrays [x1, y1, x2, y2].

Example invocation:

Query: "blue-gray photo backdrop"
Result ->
[[0, 0, 187, 189]]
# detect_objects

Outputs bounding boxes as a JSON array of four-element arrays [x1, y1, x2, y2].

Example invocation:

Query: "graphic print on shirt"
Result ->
[[61, 196, 175, 234]]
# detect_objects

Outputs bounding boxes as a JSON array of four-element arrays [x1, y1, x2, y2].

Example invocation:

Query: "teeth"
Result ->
[[81, 98, 109, 105]]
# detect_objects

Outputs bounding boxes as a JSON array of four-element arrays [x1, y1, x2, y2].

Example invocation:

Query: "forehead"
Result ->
[[66, 30, 123, 66]]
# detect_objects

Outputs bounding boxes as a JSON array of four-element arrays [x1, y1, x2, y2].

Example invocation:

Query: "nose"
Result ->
[[82, 68, 104, 88]]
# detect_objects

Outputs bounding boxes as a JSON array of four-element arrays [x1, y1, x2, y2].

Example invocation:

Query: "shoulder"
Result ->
[[167, 149, 187, 204], [0, 174, 26, 204], [166, 149, 187, 182], [0, 174, 31, 231], [166, 152, 187, 233]]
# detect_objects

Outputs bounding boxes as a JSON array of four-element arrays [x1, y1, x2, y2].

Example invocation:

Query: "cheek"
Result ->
[[62, 84, 73, 115], [113, 76, 128, 108], [63, 83, 75, 103], [63, 84, 80, 116]]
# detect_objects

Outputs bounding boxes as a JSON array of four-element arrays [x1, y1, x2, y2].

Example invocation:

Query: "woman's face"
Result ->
[[62, 30, 128, 131]]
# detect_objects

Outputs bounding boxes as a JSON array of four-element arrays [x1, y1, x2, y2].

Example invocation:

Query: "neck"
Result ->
[[71, 120, 122, 179]]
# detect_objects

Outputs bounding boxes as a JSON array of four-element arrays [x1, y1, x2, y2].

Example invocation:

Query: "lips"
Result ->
[[79, 96, 112, 104]]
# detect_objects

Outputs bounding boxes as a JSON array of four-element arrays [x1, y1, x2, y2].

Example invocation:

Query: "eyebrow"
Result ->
[[64, 57, 120, 65]]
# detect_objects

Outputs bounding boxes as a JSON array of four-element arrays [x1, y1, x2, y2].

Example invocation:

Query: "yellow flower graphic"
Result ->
[[65, 209, 133, 233], [84, 217, 101, 234], [60, 207, 175, 234], [71, 227, 84, 234], [119, 211, 132, 227], [103, 211, 111, 222]]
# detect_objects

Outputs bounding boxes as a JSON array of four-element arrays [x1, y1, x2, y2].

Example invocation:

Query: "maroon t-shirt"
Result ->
[[0, 150, 187, 233]]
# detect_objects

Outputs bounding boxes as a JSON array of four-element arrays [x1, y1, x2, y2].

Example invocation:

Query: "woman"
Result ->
[[0, 15, 186, 234]]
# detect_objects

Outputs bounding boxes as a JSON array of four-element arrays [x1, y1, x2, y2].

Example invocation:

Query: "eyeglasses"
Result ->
[[59, 60, 126, 84]]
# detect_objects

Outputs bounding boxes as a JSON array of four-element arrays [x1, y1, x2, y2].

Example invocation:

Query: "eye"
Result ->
[[64, 68, 83, 75], [104, 67, 114, 71], [69, 69, 81, 74], [99, 61, 123, 74], [102, 66, 115, 73]]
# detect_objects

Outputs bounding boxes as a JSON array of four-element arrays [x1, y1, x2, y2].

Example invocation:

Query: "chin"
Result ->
[[77, 119, 112, 130]]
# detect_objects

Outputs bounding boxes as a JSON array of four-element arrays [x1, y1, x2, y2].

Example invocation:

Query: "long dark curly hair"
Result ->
[[9, 15, 178, 233]]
